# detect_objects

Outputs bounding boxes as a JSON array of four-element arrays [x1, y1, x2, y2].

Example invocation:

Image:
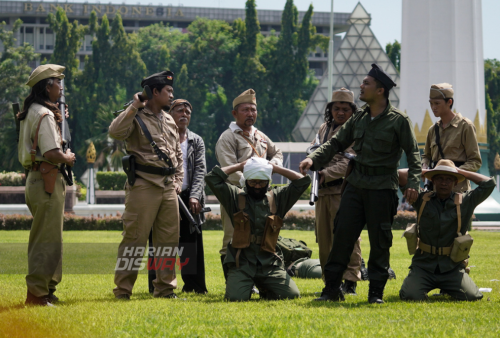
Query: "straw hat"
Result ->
[[423, 159, 465, 183]]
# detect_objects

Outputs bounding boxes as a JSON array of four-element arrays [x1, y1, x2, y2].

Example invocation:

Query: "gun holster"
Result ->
[[122, 155, 136, 186]]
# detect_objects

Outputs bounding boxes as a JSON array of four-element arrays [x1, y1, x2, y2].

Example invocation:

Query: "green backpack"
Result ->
[[276, 236, 312, 267]]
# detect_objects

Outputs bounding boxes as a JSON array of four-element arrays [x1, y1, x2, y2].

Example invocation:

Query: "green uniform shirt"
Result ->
[[205, 166, 311, 276], [411, 178, 495, 273], [308, 101, 421, 191], [291, 258, 322, 279]]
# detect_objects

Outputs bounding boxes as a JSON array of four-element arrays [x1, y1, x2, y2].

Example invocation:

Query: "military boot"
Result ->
[[360, 258, 369, 281], [314, 283, 345, 302], [368, 279, 387, 304], [341, 280, 357, 295]]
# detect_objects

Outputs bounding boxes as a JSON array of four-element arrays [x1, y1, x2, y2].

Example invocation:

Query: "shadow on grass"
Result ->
[[0, 304, 26, 314]]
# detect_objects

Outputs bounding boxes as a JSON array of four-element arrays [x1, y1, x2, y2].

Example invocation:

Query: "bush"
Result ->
[[96, 171, 127, 190], [0, 171, 25, 186]]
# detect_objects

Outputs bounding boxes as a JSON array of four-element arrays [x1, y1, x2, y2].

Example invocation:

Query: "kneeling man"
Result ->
[[399, 160, 495, 301], [205, 157, 311, 301]]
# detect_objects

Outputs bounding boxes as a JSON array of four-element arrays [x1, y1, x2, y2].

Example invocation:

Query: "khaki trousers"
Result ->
[[219, 205, 233, 256], [25, 171, 65, 297], [114, 178, 179, 297], [315, 193, 361, 282]]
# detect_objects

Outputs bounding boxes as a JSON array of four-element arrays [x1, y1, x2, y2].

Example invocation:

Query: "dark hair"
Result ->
[[149, 83, 169, 96], [18, 77, 62, 122], [445, 98, 454, 109], [324, 101, 357, 127], [374, 79, 390, 100]]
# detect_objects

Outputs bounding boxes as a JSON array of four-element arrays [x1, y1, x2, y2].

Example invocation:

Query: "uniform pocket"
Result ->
[[122, 211, 139, 239], [372, 132, 394, 153], [379, 222, 393, 249], [352, 129, 364, 153]]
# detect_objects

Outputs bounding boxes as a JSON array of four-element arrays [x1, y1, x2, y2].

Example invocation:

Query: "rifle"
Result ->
[[59, 79, 74, 186], [306, 133, 321, 206], [12, 103, 21, 143], [113, 85, 152, 117], [178, 196, 211, 235]]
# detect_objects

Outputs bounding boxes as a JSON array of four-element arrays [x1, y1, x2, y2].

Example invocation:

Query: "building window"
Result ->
[[45, 28, 54, 50]]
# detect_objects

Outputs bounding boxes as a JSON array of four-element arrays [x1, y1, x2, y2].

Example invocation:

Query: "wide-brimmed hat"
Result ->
[[424, 159, 465, 183]]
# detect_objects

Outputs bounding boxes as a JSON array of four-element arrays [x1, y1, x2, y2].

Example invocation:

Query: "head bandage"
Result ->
[[239, 157, 273, 187]]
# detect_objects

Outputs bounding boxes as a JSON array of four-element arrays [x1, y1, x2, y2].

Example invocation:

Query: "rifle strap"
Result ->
[[434, 124, 446, 160], [238, 130, 267, 158], [31, 113, 49, 164], [322, 125, 332, 144], [135, 114, 174, 168]]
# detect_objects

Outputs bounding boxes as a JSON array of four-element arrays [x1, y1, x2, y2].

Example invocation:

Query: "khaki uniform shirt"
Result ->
[[411, 178, 495, 273], [109, 105, 183, 188], [422, 113, 482, 192], [215, 122, 283, 187], [18, 103, 62, 168], [313, 122, 355, 196], [205, 166, 311, 275], [308, 101, 421, 191]]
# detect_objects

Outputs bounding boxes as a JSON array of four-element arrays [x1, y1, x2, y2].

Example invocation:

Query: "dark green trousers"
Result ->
[[400, 265, 483, 301], [323, 184, 398, 286]]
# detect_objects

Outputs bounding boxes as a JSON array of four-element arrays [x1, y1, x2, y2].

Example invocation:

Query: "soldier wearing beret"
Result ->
[[109, 71, 183, 299], [18, 64, 76, 306], [215, 89, 283, 290], [312, 87, 362, 295], [422, 83, 482, 193], [300, 64, 422, 303]]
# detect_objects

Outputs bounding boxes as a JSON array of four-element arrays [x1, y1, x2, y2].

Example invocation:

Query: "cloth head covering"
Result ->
[[367, 63, 397, 90], [430, 83, 454, 99], [141, 70, 174, 88], [26, 64, 65, 87], [169, 99, 193, 113], [239, 157, 273, 187], [233, 89, 257, 109], [424, 159, 465, 183], [331, 87, 354, 103]]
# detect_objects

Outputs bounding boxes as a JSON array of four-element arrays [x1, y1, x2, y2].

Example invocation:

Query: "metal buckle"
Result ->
[[150, 141, 157, 148]]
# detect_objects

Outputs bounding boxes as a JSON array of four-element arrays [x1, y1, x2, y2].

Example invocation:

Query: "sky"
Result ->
[[9, 0, 499, 60]]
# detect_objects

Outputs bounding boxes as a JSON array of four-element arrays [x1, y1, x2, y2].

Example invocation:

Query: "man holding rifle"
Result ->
[[300, 64, 421, 304], [17, 64, 76, 306], [109, 71, 183, 300], [310, 88, 362, 295]]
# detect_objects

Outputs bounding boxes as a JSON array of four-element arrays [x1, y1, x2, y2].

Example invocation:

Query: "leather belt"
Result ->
[[418, 240, 451, 256], [354, 162, 396, 176], [136, 163, 175, 176], [319, 178, 344, 189], [30, 162, 61, 172]]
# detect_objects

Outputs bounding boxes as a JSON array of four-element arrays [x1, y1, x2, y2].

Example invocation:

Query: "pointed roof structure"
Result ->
[[292, 2, 401, 142]]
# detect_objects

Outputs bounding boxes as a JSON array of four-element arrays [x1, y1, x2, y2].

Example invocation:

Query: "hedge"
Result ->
[[96, 171, 127, 191], [0, 210, 417, 231], [0, 171, 25, 186]]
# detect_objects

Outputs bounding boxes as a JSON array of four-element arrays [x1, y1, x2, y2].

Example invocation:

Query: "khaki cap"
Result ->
[[430, 83, 454, 99], [331, 87, 354, 103], [424, 159, 465, 183], [233, 89, 257, 109], [26, 64, 65, 87]]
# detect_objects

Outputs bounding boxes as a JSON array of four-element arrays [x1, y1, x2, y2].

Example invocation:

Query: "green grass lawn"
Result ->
[[1, 230, 499, 337]]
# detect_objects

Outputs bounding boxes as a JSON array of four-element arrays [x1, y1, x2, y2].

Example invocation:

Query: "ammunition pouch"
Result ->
[[39, 162, 59, 194], [231, 210, 251, 249], [122, 155, 136, 186], [402, 223, 418, 255], [450, 234, 473, 262], [260, 215, 283, 253]]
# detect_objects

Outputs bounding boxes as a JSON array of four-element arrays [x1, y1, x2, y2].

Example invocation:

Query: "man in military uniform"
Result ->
[[215, 89, 283, 285], [205, 157, 311, 301], [300, 63, 421, 303], [109, 71, 183, 299], [287, 258, 322, 279], [422, 83, 482, 193], [18, 64, 76, 306], [398, 161, 494, 301], [313, 87, 362, 295]]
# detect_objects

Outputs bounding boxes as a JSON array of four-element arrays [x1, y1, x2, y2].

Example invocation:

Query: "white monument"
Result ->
[[400, 0, 486, 146]]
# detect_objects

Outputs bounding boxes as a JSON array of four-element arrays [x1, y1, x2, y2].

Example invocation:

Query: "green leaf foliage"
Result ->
[[95, 171, 127, 190]]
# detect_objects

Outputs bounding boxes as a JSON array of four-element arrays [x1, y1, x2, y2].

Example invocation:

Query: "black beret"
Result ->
[[367, 63, 396, 90], [141, 70, 174, 88]]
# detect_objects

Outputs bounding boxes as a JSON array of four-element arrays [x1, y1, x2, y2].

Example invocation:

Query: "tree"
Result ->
[[386, 40, 401, 72], [0, 19, 39, 171], [485, 59, 500, 175]]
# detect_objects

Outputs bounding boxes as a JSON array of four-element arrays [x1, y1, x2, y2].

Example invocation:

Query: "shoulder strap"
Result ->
[[322, 125, 332, 144], [135, 114, 174, 167], [238, 131, 265, 158], [434, 124, 446, 160], [417, 192, 433, 224], [238, 193, 246, 212], [454, 193, 463, 235], [267, 190, 277, 215], [31, 113, 49, 163]]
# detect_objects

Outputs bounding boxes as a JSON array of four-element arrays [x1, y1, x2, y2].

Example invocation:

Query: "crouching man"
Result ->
[[398, 160, 495, 301], [205, 157, 311, 301]]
